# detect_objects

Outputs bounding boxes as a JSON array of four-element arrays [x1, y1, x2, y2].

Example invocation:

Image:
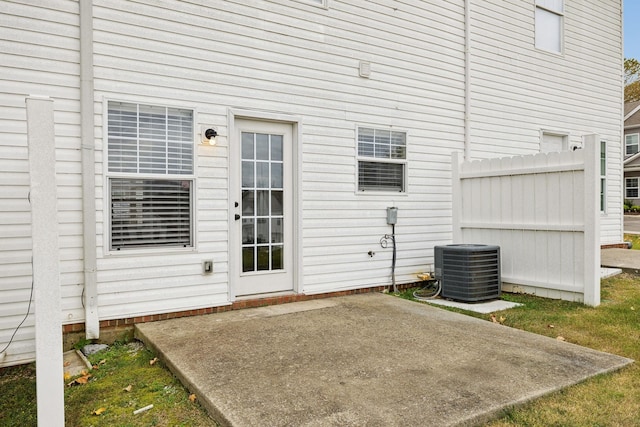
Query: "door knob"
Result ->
[[235, 214, 241, 220]]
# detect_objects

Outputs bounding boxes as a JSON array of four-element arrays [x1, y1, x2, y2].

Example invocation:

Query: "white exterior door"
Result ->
[[232, 119, 294, 297]]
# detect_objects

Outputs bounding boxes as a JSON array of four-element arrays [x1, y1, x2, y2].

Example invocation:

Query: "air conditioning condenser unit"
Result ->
[[434, 244, 501, 302]]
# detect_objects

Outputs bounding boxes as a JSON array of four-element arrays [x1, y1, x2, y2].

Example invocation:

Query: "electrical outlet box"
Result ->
[[386, 207, 398, 225], [203, 260, 213, 274]]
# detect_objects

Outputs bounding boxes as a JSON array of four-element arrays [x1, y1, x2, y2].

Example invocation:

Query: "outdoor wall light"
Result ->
[[201, 127, 218, 145]]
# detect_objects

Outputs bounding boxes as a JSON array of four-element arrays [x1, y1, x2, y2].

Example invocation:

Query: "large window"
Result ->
[[626, 178, 639, 199], [626, 133, 639, 156], [107, 101, 194, 250], [357, 127, 406, 192], [535, 0, 564, 54]]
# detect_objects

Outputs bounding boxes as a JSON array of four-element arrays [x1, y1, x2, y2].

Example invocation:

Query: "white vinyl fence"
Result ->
[[452, 135, 601, 306]]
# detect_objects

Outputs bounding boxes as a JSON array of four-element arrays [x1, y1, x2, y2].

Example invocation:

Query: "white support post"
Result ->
[[27, 96, 65, 426], [451, 151, 463, 243], [582, 134, 601, 306]]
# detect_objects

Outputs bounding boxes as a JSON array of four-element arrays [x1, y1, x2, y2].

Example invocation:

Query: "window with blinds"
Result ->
[[107, 101, 194, 250], [357, 127, 406, 192]]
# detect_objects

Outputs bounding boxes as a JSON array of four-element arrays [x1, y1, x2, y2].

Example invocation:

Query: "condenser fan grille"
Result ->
[[435, 244, 501, 302]]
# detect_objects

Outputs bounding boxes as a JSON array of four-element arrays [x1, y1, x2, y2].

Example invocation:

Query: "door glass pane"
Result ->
[[256, 162, 269, 188], [271, 135, 283, 161], [243, 247, 254, 272], [239, 129, 286, 275], [256, 218, 269, 244], [271, 218, 283, 243], [242, 161, 254, 187], [242, 190, 254, 215], [271, 163, 283, 188], [256, 134, 269, 160], [257, 246, 270, 271], [271, 191, 283, 216], [242, 133, 254, 159], [242, 219, 254, 244], [272, 245, 283, 270], [256, 190, 269, 216]]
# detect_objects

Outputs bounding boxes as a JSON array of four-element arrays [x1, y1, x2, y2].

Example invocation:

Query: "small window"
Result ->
[[535, 0, 564, 54], [600, 140, 606, 213], [107, 101, 194, 250], [357, 127, 406, 192], [626, 178, 639, 199], [626, 133, 639, 156], [303, 0, 326, 6], [540, 131, 568, 152]]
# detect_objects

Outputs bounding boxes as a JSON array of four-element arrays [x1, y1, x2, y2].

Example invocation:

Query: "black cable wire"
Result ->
[[0, 258, 35, 356]]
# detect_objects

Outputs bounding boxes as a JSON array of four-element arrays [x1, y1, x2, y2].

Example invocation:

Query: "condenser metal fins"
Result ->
[[434, 244, 501, 302]]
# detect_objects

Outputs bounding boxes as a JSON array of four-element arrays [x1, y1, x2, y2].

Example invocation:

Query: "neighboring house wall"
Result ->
[[623, 103, 640, 206], [0, 0, 623, 367]]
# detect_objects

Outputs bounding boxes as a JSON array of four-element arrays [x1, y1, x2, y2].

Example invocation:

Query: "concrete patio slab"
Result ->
[[135, 293, 632, 427]]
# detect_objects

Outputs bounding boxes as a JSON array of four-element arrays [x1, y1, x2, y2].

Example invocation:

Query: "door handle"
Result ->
[[235, 214, 241, 221]]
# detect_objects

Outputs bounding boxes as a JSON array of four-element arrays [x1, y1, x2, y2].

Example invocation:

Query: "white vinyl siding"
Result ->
[[626, 133, 639, 156], [107, 101, 194, 250], [0, 0, 623, 368], [535, 0, 564, 54], [469, 0, 622, 243], [92, 0, 466, 299], [357, 127, 406, 192], [0, 0, 82, 367]]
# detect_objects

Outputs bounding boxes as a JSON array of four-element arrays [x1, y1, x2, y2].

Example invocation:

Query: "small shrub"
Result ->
[[632, 205, 640, 212]]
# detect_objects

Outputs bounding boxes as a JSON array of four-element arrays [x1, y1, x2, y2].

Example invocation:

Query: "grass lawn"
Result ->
[[0, 341, 216, 427], [401, 273, 640, 426], [1, 274, 639, 426], [625, 233, 640, 250]]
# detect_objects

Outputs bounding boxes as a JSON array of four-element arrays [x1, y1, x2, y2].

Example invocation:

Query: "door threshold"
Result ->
[[234, 290, 296, 301]]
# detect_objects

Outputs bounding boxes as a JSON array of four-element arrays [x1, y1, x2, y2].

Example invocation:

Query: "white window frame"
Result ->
[[105, 99, 197, 253], [600, 140, 607, 214], [535, 0, 564, 54], [356, 126, 407, 194], [301, 0, 327, 8], [626, 178, 639, 199], [540, 129, 569, 152], [626, 133, 639, 156]]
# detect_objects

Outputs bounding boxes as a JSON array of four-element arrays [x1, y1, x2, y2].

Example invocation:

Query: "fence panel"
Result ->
[[452, 135, 600, 306]]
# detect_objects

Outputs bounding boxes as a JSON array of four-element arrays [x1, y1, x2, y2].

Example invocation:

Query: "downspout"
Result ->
[[464, 0, 471, 161], [80, 0, 99, 339]]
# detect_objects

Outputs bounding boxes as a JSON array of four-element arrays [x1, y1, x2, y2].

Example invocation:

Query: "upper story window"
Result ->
[[626, 133, 639, 156], [107, 101, 194, 250], [357, 127, 407, 192], [535, 0, 564, 54]]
